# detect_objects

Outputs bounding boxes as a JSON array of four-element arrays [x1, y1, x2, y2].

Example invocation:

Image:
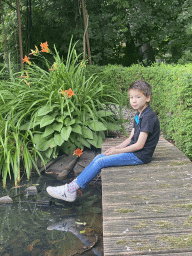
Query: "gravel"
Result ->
[[110, 105, 137, 135]]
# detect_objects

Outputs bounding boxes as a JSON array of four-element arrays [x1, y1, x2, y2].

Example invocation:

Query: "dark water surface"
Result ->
[[0, 173, 103, 256]]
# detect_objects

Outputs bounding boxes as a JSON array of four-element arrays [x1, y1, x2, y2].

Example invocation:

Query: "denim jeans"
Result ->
[[76, 153, 144, 189]]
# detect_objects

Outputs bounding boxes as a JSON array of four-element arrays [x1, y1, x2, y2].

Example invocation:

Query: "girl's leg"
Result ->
[[76, 152, 143, 189]]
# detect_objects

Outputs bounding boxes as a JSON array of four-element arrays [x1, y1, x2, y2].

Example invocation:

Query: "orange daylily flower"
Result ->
[[41, 48, 50, 53], [40, 41, 50, 53], [23, 55, 31, 65], [74, 148, 83, 157], [65, 88, 75, 98]]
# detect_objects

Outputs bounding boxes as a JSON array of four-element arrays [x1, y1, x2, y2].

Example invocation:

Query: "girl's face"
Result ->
[[129, 89, 150, 113]]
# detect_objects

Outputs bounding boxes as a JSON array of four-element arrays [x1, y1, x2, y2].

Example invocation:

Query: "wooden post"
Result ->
[[82, 0, 92, 64], [16, 0, 23, 70]]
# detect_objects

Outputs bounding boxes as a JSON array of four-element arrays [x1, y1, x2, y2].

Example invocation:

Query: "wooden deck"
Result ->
[[101, 136, 192, 255]]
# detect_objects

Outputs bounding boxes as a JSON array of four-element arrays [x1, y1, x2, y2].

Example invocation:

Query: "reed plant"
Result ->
[[0, 38, 122, 186]]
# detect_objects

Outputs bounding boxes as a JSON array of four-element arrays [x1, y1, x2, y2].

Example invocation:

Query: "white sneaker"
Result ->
[[46, 184, 76, 202]]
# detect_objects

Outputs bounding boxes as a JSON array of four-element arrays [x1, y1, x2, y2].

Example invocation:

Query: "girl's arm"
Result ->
[[105, 131, 148, 156]]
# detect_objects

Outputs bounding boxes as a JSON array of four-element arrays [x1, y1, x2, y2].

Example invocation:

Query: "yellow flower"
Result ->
[[30, 46, 39, 56]]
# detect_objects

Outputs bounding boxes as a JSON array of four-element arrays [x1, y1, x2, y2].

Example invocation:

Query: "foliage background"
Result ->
[[1, 0, 192, 69]]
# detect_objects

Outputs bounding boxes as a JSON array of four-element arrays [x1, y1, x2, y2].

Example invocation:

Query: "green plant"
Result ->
[[0, 38, 122, 185], [0, 116, 42, 187]]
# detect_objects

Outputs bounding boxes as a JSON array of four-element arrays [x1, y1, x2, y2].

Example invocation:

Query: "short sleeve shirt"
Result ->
[[128, 105, 160, 164]]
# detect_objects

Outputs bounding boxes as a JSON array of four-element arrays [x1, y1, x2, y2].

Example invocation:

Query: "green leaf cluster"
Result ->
[[0, 38, 121, 185]]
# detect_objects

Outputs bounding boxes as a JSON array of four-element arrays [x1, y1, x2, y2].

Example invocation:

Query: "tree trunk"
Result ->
[[27, 0, 32, 53], [16, 0, 23, 70], [82, 0, 92, 64]]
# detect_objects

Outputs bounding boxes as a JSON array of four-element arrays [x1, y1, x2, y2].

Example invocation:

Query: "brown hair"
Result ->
[[129, 80, 152, 97]]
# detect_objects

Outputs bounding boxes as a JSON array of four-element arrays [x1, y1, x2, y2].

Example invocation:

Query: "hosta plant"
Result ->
[[0, 38, 122, 185]]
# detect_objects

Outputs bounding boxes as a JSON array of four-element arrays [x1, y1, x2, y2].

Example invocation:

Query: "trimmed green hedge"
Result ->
[[87, 63, 192, 160]]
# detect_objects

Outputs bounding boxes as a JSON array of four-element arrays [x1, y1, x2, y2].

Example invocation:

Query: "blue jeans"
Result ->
[[76, 153, 143, 189]]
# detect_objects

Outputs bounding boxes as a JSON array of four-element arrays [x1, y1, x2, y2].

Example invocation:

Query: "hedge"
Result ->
[[87, 63, 192, 160]]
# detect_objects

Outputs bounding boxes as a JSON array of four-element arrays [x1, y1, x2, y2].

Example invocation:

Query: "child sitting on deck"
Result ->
[[46, 80, 160, 202]]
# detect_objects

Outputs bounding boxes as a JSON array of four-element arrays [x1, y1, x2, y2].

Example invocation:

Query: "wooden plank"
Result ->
[[103, 235, 192, 255], [101, 136, 192, 255]]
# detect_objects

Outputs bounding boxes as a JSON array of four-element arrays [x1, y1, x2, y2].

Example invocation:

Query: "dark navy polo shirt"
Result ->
[[128, 105, 160, 164]]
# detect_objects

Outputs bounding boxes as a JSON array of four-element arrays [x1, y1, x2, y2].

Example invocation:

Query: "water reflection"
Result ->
[[0, 174, 103, 255], [47, 218, 102, 256]]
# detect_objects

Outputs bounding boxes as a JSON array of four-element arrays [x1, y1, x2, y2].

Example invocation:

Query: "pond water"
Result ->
[[0, 173, 103, 256]]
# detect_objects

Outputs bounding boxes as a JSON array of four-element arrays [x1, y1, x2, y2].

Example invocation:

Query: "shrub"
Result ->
[[0, 38, 122, 186]]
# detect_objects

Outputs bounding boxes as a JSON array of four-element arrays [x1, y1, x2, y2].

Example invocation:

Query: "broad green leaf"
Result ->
[[54, 133, 64, 146], [82, 127, 93, 139], [19, 122, 32, 130], [72, 124, 82, 134], [69, 132, 77, 143], [97, 110, 113, 117], [61, 126, 72, 141], [53, 122, 63, 132], [87, 132, 103, 148], [47, 138, 56, 148], [80, 138, 91, 148], [99, 130, 106, 140], [33, 116, 43, 127], [97, 135, 103, 148], [56, 116, 63, 123], [61, 140, 76, 155], [87, 133, 98, 148], [63, 110, 71, 116], [42, 125, 54, 137], [74, 118, 81, 124], [88, 121, 107, 131], [106, 123, 121, 131], [64, 117, 76, 126], [40, 115, 55, 128], [45, 147, 53, 158], [33, 134, 50, 151], [82, 126, 93, 140], [37, 105, 53, 116], [74, 139, 83, 148]]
